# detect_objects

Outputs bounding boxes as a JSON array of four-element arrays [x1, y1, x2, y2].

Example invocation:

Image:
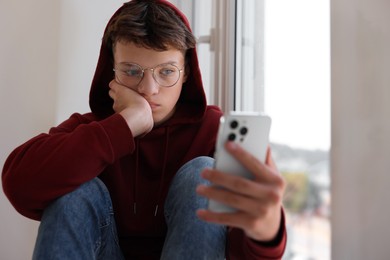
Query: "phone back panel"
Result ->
[[209, 112, 271, 212]]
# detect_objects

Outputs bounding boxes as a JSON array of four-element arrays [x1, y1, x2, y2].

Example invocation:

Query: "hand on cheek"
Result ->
[[109, 80, 153, 136]]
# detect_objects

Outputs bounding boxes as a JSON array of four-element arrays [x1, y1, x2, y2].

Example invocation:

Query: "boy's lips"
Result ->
[[148, 101, 160, 109]]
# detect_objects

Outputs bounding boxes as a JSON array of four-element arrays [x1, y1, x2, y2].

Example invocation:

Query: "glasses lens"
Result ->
[[154, 64, 180, 87], [115, 63, 143, 88]]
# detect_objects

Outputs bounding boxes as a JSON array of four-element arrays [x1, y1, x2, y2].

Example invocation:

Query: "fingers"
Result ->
[[197, 143, 285, 242], [197, 183, 277, 216], [108, 80, 118, 103], [196, 206, 282, 241], [197, 143, 285, 218], [199, 143, 285, 210], [198, 168, 283, 217], [265, 146, 278, 170], [109, 79, 127, 93], [225, 142, 282, 185], [197, 208, 253, 227], [200, 169, 280, 204], [197, 209, 264, 233], [108, 80, 141, 113]]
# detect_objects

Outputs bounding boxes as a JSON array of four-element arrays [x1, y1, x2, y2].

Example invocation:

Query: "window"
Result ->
[[183, 0, 331, 259], [235, 0, 265, 112], [262, 1, 330, 258]]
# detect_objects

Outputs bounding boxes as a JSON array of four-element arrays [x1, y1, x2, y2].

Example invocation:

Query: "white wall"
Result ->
[[55, 0, 125, 123], [0, 1, 60, 259], [331, 0, 390, 259], [0, 1, 123, 259]]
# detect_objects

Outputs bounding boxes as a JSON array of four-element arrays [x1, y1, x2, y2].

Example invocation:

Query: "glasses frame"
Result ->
[[113, 62, 184, 89]]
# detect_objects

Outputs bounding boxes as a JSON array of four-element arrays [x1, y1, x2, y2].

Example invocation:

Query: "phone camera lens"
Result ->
[[230, 120, 239, 129], [240, 127, 248, 135], [228, 133, 236, 141]]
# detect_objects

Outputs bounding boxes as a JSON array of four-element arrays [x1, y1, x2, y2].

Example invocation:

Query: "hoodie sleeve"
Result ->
[[226, 209, 287, 260], [2, 113, 135, 220]]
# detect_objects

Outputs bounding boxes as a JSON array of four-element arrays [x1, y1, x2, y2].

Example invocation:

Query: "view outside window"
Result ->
[[237, 0, 330, 259]]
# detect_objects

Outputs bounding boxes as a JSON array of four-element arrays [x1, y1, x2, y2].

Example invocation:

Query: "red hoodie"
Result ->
[[2, 1, 286, 259]]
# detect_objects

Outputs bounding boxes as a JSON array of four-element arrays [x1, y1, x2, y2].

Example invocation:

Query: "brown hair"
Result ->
[[103, 0, 196, 56]]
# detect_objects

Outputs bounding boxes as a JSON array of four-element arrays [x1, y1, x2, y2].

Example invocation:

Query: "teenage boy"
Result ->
[[2, 1, 286, 259]]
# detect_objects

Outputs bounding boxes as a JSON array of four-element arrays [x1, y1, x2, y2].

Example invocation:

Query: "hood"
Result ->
[[89, 0, 207, 125]]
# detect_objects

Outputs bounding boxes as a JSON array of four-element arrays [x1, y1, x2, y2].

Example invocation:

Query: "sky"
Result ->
[[264, 0, 330, 151]]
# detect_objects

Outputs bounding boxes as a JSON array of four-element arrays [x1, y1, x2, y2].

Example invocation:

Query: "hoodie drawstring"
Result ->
[[133, 139, 140, 215], [132, 127, 170, 217], [154, 126, 170, 217]]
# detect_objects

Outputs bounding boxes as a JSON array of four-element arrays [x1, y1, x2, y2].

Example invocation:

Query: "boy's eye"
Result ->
[[161, 69, 174, 75], [158, 66, 177, 77], [125, 67, 142, 77]]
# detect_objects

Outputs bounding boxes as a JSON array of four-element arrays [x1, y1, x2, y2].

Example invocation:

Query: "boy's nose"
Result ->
[[137, 70, 159, 96]]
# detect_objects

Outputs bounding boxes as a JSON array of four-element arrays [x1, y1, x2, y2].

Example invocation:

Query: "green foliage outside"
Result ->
[[282, 171, 309, 213], [282, 171, 323, 214]]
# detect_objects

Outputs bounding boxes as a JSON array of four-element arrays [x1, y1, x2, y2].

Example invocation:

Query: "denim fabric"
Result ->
[[161, 156, 227, 260], [32, 177, 124, 260], [32, 156, 226, 259]]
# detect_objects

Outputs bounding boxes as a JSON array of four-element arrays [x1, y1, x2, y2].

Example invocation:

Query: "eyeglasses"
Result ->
[[113, 62, 184, 88]]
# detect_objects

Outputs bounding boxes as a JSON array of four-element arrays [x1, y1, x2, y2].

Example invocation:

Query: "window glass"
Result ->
[[192, 0, 215, 105], [237, 0, 331, 259], [168, 0, 215, 105], [235, 0, 265, 112], [265, 1, 331, 259]]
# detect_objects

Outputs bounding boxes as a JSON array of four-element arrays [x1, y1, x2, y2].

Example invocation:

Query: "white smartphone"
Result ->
[[208, 111, 272, 213]]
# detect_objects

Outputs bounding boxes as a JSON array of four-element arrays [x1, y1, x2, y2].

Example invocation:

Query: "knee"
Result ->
[[43, 178, 112, 220], [172, 156, 214, 190], [183, 156, 214, 172], [165, 157, 214, 212]]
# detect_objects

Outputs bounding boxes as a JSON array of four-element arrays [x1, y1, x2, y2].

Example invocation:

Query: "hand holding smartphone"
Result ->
[[208, 111, 272, 213]]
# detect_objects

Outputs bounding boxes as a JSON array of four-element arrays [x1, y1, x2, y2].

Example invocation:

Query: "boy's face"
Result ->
[[113, 41, 187, 126]]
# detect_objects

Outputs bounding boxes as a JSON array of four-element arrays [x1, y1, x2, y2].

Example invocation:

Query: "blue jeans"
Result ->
[[33, 156, 226, 260]]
